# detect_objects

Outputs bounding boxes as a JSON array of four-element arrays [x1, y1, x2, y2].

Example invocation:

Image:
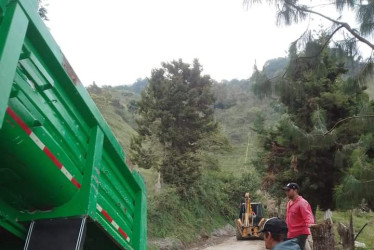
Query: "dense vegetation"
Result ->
[[84, 2, 374, 249], [251, 36, 374, 212], [86, 72, 266, 247], [87, 48, 373, 247]]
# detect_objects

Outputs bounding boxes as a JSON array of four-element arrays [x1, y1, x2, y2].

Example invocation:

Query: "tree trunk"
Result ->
[[310, 220, 334, 250], [337, 210, 355, 250]]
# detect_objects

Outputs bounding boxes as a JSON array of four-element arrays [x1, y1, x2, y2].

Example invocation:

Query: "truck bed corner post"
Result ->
[[0, 2, 28, 128]]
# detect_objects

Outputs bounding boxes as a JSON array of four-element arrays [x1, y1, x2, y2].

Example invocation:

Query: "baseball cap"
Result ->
[[259, 217, 288, 234], [282, 182, 299, 190]]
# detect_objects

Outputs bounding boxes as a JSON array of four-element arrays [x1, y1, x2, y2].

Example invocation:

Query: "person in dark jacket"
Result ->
[[260, 217, 301, 250]]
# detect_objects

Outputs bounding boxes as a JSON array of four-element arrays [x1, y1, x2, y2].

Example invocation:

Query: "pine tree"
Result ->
[[131, 59, 217, 195], [253, 35, 374, 211]]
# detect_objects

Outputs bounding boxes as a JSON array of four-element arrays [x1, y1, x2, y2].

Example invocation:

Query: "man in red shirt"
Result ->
[[283, 183, 315, 250]]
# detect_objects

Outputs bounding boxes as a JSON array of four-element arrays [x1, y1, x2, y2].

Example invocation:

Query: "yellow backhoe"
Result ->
[[235, 193, 265, 240]]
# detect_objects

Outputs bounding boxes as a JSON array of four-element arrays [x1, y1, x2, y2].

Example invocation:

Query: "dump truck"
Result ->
[[0, 0, 146, 249], [235, 193, 265, 240]]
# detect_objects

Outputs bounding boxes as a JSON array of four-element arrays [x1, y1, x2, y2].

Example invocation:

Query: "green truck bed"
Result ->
[[0, 0, 146, 249]]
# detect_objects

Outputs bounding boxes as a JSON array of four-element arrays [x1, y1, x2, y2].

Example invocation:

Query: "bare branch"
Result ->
[[324, 115, 374, 135], [362, 180, 374, 183], [284, 0, 374, 50], [267, 25, 344, 81], [295, 25, 345, 61]]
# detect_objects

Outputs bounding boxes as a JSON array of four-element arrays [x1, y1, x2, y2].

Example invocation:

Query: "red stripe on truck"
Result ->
[[96, 204, 130, 242], [43, 147, 63, 169], [118, 228, 129, 241], [6, 107, 32, 135], [6, 107, 81, 189], [71, 178, 81, 189], [101, 210, 113, 223]]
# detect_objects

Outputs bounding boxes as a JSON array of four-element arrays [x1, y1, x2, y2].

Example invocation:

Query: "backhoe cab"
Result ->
[[235, 193, 265, 240]]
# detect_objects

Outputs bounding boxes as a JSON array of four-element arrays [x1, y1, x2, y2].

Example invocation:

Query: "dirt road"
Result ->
[[189, 237, 266, 250]]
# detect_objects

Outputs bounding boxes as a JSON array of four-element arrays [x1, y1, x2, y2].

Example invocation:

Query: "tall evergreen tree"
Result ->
[[250, 65, 273, 99], [252, 35, 374, 211], [131, 59, 217, 195]]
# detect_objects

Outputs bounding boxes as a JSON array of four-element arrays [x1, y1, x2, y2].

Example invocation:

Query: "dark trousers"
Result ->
[[293, 234, 308, 250]]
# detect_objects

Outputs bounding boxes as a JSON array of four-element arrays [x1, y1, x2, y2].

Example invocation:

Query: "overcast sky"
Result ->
[[45, 0, 372, 86]]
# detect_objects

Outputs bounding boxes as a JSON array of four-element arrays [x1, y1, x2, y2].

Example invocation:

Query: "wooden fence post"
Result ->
[[337, 210, 355, 250], [310, 220, 335, 250]]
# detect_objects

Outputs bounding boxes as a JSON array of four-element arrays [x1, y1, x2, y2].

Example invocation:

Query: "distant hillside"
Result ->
[[262, 57, 288, 78], [212, 79, 280, 174], [113, 78, 148, 95], [86, 83, 139, 152], [85, 58, 287, 175]]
